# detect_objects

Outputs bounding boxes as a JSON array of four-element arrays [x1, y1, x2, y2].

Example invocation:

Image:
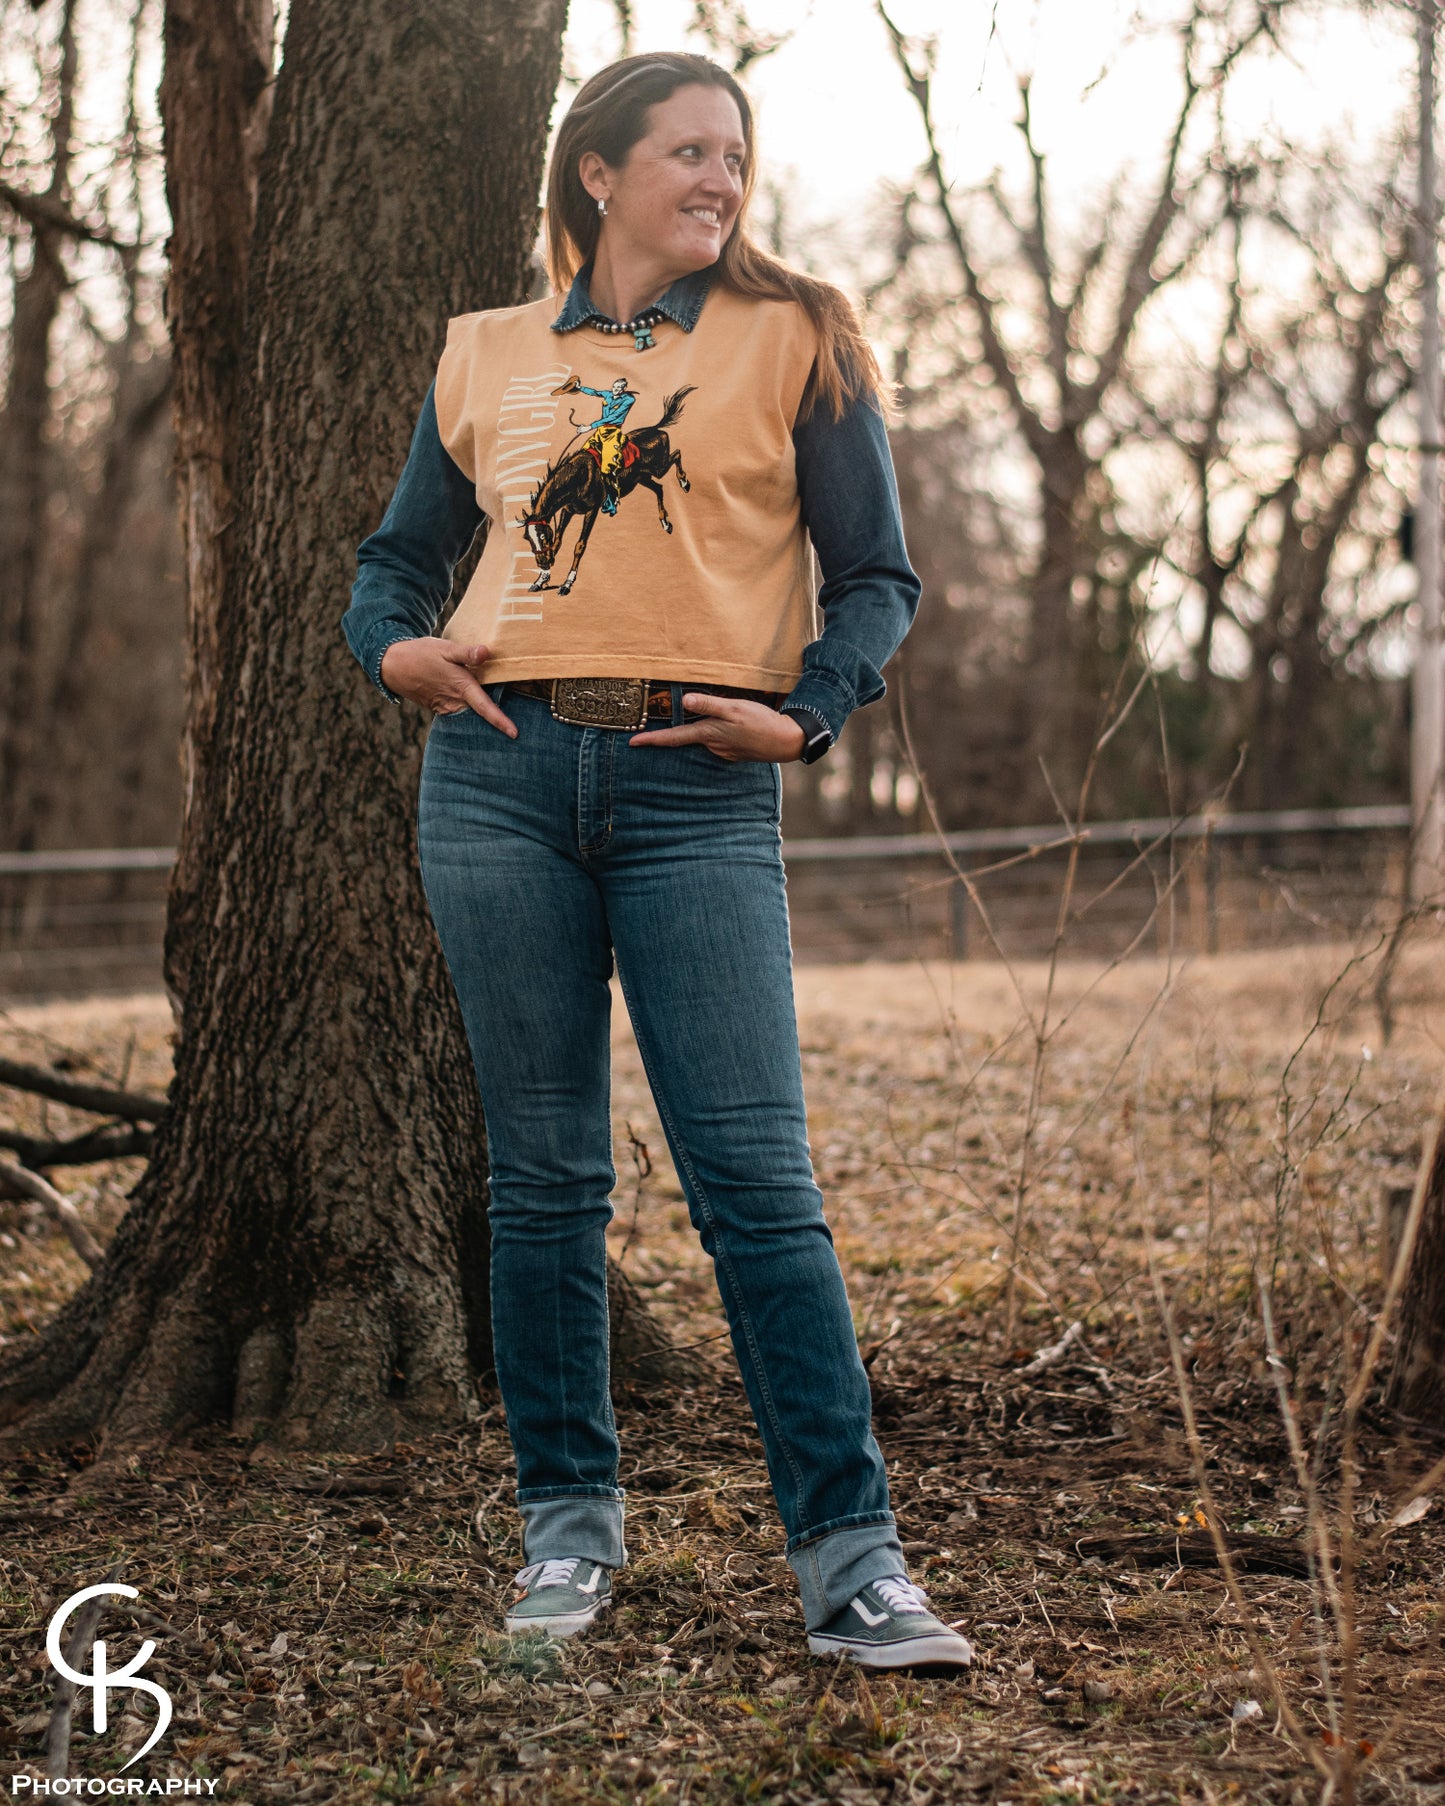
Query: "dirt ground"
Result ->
[[2, 936, 1445, 1803]]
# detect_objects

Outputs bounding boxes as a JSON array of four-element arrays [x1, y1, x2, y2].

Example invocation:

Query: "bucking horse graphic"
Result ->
[[518, 377, 695, 596]]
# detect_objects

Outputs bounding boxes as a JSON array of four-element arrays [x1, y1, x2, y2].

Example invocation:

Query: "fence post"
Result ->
[[1186, 848, 1206, 952], [950, 874, 969, 961], [1205, 825, 1219, 955]]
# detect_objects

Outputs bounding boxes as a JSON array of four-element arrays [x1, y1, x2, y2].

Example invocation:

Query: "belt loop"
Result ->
[[670, 682, 684, 727], [489, 681, 507, 704]]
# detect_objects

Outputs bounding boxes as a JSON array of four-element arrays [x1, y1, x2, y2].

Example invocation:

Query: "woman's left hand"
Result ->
[[629, 692, 807, 763]]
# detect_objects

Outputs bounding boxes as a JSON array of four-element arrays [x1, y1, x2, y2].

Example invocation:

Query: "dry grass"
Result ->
[[2, 934, 1444, 1802]]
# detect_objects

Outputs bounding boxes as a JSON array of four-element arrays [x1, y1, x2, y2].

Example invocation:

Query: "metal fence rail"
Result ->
[[780, 805, 1414, 964], [0, 805, 1415, 1000]]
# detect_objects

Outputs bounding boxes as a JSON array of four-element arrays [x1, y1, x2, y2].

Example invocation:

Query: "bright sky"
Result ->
[[561, 0, 1417, 238], [4, 0, 1419, 322]]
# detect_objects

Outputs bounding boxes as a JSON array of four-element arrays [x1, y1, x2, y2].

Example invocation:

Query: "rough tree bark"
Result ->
[[0, 0, 583, 1453], [1388, 1100, 1445, 1428], [157, 0, 277, 1014]]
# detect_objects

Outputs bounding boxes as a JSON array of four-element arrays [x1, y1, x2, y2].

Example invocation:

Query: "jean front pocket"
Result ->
[[685, 742, 780, 819], [684, 740, 773, 778]]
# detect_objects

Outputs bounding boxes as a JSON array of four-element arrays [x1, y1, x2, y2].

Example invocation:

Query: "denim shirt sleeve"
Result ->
[[343, 380, 485, 704], [782, 386, 922, 747]]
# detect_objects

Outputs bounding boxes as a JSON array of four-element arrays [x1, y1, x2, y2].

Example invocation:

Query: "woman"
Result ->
[[343, 50, 971, 1672]]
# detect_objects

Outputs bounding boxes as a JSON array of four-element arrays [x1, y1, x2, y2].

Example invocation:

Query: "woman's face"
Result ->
[[585, 83, 748, 278]]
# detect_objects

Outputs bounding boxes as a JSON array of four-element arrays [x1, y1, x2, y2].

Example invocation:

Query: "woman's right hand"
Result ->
[[380, 638, 517, 738]]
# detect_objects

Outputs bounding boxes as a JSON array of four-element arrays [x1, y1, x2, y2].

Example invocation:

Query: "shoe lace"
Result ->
[[514, 1558, 582, 1592], [871, 1575, 930, 1615]]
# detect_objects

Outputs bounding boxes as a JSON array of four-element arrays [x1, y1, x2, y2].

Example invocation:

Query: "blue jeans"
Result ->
[[415, 684, 905, 1628]]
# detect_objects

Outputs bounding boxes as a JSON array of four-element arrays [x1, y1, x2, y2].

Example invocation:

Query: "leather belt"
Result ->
[[502, 676, 785, 730]]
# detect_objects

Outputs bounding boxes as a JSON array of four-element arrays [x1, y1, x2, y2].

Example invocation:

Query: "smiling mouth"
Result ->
[[683, 208, 722, 226]]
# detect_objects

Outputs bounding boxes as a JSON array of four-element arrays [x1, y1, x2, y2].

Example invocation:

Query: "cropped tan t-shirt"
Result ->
[[431, 284, 820, 691]]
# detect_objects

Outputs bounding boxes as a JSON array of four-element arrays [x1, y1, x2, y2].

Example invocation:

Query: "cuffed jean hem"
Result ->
[[785, 1515, 907, 1630], [518, 1490, 627, 1568]]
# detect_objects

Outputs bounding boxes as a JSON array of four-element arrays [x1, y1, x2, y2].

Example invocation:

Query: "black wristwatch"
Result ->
[[779, 704, 834, 766]]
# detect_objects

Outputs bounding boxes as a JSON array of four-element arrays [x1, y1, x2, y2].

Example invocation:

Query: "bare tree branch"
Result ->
[[1016, 78, 1071, 397], [877, 2, 1055, 463], [0, 1054, 169, 1122], [1082, 4, 1206, 410], [0, 177, 138, 251]]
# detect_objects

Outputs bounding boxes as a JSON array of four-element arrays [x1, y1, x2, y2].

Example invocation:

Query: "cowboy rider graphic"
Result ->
[[555, 375, 637, 516]]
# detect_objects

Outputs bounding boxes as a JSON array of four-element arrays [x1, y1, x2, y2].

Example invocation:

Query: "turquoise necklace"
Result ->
[[595, 307, 665, 352]]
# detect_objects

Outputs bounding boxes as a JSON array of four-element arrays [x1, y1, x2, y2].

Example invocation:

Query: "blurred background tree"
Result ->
[[1, 0, 179, 859], [779, 0, 1416, 836]]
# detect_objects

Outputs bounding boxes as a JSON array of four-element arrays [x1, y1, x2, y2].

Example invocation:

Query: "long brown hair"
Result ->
[[543, 52, 891, 423]]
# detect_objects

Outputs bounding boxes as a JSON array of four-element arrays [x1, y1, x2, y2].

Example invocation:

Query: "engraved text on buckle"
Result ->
[[550, 677, 649, 729]]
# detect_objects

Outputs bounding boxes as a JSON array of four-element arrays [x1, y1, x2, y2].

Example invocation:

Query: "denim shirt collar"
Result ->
[[550, 260, 715, 335]]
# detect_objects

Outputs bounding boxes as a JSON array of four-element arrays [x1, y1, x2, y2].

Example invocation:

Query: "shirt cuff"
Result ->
[[368, 630, 418, 705], [779, 671, 855, 743]]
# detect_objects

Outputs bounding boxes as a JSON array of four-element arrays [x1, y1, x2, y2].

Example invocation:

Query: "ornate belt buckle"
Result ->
[[550, 677, 649, 729]]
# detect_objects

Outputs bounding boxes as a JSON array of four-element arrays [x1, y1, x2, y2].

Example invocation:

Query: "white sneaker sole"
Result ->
[[807, 1628, 974, 1669], [504, 1597, 609, 1639]]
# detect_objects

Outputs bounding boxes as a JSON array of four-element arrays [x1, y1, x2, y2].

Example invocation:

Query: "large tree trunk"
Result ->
[[27, 272, 177, 851], [1026, 434, 1095, 803], [158, 0, 277, 1014], [1388, 1100, 1445, 1428], [0, 0, 570, 1454]]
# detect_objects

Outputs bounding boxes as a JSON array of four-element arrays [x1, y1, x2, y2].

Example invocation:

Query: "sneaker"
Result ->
[[807, 1575, 974, 1671], [504, 1558, 611, 1638]]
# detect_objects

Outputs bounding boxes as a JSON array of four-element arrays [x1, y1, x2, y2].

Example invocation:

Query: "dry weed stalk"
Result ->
[[1149, 1050, 1445, 1802], [884, 595, 1435, 1795], [1147, 1267, 1334, 1786], [889, 607, 1233, 1344]]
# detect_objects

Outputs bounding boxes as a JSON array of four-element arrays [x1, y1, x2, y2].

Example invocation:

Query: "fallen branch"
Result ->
[[0, 1161, 103, 1266], [1013, 1319, 1086, 1380], [1075, 1530, 1311, 1578], [279, 1474, 410, 1498], [0, 1128, 153, 1175], [0, 1055, 169, 1123]]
